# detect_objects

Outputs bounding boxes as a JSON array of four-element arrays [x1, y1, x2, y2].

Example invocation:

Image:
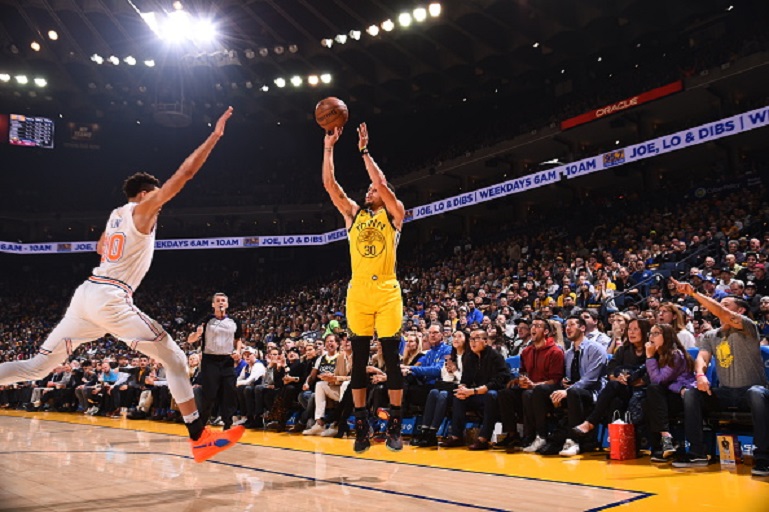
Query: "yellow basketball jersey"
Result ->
[[348, 208, 399, 278]]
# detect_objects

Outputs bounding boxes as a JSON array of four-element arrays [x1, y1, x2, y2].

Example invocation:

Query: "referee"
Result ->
[[188, 292, 242, 430]]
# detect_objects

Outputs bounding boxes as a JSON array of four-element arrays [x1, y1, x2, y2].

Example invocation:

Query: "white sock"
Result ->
[[183, 410, 200, 424]]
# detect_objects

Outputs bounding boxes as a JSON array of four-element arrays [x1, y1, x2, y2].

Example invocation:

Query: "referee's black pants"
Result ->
[[200, 354, 237, 429]]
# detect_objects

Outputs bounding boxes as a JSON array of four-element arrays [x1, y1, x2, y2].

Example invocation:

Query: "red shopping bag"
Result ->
[[608, 411, 636, 461]]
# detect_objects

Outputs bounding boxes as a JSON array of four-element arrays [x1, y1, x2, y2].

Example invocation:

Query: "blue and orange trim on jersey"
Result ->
[[88, 275, 133, 295]]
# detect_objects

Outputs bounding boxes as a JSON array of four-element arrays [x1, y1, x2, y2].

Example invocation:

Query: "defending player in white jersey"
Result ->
[[0, 107, 242, 463]]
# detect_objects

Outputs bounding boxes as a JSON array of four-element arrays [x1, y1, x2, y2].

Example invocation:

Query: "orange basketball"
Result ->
[[315, 97, 349, 132]]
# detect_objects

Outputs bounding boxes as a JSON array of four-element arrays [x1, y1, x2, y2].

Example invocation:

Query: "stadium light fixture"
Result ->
[[34, 78, 47, 87], [349, 30, 361, 40], [0, 74, 10, 82], [108, 55, 120, 65], [195, 20, 217, 43], [274, 45, 285, 55], [261, 85, 269, 92], [274, 77, 286, 88], [15, 75, 28, 84], [429, 3, 441, 17], [321, 38, 333, 48], [398, 13, 412, 27], [382, 19, 395, 32], [124, 56, 137, 65], [290, 75, 302, 87], [413, 8, 427, 22], [288, 44, 299, 53], [308, 75, 319, 85], [334, 34, 347, 44], [144, 59, 155, 67], [367, 25, 380, 36], [90, 54, 104, 64], [30, 41, 41, 52], [48, 30, 58, 41], [320, 73, 332, 84], [259, 47, 269, 57]]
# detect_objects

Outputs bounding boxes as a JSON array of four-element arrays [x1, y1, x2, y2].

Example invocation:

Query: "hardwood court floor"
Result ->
[[0, 410, 766, 511]]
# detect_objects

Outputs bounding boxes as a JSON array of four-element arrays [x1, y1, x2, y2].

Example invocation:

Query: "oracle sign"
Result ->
[[561, 81, 683, 130]]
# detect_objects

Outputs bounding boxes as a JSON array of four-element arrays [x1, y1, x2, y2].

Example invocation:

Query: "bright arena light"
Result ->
[[308, 75, 319, 85], [398, 13, 412, 27], [274, 77, 286, 88], [349, 30, 361, 40], [144, 59, 155, 67], [321, 38, 333, 48], [260, 85, 269, 92], [413, 7, 427, 22], [48, 30, 58, 41], [0, 74, 10, 82], [124, 56, 137, 65], [334, 34, 347, 44], [108, 55, 120, 65], [15, 75, 28, 84], [320, 73, 332, 84], [195, 20, 217, 42], [429, 3, 442, 17], [382, 19, 395, 32], [163, 10, 191, 43], [142, 9, 217, 44], [290, 75, 302, 87], [34, 78, 47, 87], [367, 25, 379, 36], [30, 41, 41, 52], [91, 54, 104, 64]]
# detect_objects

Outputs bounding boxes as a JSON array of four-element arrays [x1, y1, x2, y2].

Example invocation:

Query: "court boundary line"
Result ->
[[0, 449, 510, 512], [0, 413, 654, 510]]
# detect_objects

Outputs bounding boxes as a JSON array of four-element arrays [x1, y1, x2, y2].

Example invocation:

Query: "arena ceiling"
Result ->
[[0, 0, 744, 125]]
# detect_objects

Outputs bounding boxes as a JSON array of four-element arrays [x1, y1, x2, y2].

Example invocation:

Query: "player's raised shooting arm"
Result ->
[[322, 126, 358, 225], [135, 107, 233, 218], [358, 123, 405, 229]]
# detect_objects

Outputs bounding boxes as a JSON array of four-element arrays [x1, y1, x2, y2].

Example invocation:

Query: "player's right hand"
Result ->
[[324, 126, 342, 147]]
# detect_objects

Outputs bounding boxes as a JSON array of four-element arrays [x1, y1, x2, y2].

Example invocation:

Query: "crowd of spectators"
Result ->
[[1, 170, 769, 473]]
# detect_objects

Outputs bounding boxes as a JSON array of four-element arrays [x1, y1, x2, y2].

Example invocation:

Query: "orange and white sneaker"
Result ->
[[190, 425, 245, 463]]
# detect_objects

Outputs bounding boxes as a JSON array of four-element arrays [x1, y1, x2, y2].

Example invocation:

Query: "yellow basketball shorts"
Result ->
[[346, 277, 403, 338]]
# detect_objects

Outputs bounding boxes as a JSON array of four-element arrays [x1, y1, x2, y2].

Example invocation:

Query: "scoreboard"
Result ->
[[9, 114, 54, 148]]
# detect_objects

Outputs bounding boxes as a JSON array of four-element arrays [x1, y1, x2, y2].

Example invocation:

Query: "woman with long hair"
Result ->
[[401, 333, 424, 367], [644, 322, 696, 462], [607, 312, 631, 355], [412, 330, 469, 448], [657, 302, 696, 349], [572, 318, 650, 438], [547, 319, 565, 350]]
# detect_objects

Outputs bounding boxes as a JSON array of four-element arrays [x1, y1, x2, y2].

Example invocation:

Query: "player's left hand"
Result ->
[[357, 123, 369, 151], [214, 106, 233, 137]]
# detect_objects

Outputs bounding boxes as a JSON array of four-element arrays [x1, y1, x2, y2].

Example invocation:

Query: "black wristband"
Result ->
[[360, 147, 369, 155]]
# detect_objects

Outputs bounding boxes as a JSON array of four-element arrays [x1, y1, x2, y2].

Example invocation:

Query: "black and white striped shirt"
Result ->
[[200, 315, 242, 356]]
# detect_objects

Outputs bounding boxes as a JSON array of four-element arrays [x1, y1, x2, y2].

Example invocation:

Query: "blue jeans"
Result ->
[[421, 388, 450, 430], [450, 390, 499, 440], [683, 385, 769, 462]]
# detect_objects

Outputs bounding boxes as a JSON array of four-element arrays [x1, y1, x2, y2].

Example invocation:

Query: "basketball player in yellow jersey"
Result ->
[[323, 123, 406, 453]]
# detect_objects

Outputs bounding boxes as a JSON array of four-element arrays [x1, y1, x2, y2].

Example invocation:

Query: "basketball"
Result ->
[[315, 97, 349, 132]]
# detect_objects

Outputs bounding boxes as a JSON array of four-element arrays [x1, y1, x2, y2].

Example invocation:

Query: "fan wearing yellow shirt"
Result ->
[[322, 122, 405, 454]]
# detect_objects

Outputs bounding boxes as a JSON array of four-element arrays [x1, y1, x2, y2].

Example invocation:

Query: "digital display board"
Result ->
[[9, 114, 54, 148]]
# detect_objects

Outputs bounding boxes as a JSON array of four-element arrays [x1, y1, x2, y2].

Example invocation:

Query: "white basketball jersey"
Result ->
[[91, 202, 156, 290]]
